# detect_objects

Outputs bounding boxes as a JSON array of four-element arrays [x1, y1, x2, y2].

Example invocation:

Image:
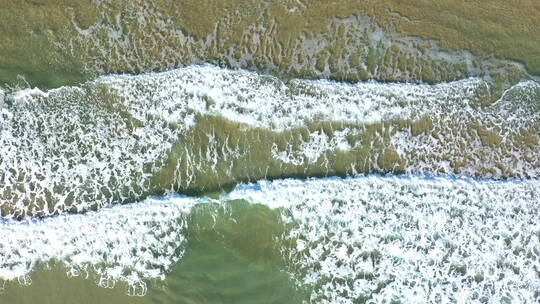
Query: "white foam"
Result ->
[[227, 176, 540, 303], [1, 65, 539, 217], [0, 195, 199, 295], [1, 175, 539, 301], [271, 129, 353, 165]]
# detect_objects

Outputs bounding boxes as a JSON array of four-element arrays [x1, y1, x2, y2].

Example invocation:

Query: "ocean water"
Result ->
[[1, 64, 539, 303], [1, 66, 539, 219], [1, 175, 539, 303], [1, 1, 539, 303]]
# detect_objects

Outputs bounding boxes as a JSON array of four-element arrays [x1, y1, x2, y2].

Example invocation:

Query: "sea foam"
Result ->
[[0, 195, 198, 295], [1, 175, 539, 302], [1, 65, 539, 217], [228, 176, 540, 303]]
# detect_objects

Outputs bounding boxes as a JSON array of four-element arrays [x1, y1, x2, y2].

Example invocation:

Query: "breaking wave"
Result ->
[[1, 175, 539, 302], [0, 65, 539, 217]]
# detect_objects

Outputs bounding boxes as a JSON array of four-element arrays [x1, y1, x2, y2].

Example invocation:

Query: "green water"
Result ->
[[2, 175, 540, 303], [1, 1, 539, 303], [0, 200, 304, 304], [150, 201, 302, 304]]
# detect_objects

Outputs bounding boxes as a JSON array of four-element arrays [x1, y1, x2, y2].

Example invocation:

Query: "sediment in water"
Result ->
[[1, 1, 537, 88], [0, 65, 539, 218]]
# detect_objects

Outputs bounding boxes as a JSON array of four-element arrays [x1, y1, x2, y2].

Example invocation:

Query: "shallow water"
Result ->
[[2, 0, 538, 89], [2, 1, 539, 302], [1, 197, 302, 304], [1, 175, 539, 303], [1, 62, 539, 303], [1, 66, 539, 218]]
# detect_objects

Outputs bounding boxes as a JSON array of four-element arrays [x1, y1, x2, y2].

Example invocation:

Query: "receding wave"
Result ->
[[0, 65, 539, 217], [1, 175, 539, 302]]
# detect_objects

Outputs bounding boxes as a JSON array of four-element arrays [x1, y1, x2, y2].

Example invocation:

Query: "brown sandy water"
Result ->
[[1, 0, 538, 88], [0, 66, 539, 218]]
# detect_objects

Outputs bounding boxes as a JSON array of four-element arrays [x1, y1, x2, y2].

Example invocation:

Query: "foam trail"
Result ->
[[1, 175, 539, 302], [1, 65, 539, 217]]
